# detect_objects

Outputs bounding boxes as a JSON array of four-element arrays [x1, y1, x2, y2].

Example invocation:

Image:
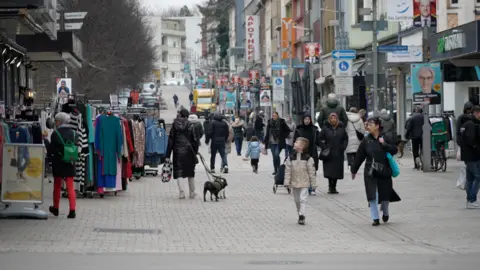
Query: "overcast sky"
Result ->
[[140, 0, 203, 9]]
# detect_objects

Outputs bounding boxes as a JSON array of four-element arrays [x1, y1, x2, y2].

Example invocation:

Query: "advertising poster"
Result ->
[[260, 76, 271, 90], [239, 89, 251, 109], [304, 43, 321, 64], [411, 63, 442, 105], [225, 86, 237, 109], [260, 90, 272, 106], [413, 0, 437, 28], [241, 77, 250, 87], [1, 144, 45, 203], [56, 78, 72, 104], [386, 0, 414, 22]]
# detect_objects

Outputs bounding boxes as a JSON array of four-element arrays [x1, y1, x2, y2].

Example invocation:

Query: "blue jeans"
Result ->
[[234, 137, 243, 155], [270, 144, 281, 173], [369, 192, 390, 220], [285, 144, 293, 158], [465, 161, 480, 203]]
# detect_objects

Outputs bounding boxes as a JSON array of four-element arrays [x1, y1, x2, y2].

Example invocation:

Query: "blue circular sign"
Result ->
[[275, 78, 283, 85], [339, 61, 349, 71]]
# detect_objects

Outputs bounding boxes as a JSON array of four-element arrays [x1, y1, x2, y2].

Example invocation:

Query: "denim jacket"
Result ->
[[145, 122, 168, 155]]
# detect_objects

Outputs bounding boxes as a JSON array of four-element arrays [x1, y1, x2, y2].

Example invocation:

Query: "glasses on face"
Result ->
[[419, 76, 433, 81]]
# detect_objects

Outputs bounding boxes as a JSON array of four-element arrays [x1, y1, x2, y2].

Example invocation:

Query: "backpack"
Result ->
[[55, 129, 79, 163]]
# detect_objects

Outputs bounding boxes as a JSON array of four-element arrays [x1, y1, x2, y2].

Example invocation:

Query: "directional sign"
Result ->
[[56, 22, 84, 31], [335, 60, 352, 77], [271, 63, 288, 70], [335, 76, 353, 96], [332, 50, 356, 59], [378, 45, 408, 53]]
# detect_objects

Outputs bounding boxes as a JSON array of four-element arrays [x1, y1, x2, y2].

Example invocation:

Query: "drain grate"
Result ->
[[93, 228, 161, 234], [247, 261, 304, 265]]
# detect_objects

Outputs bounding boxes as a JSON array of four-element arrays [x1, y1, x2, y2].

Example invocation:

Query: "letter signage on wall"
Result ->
[[437, 33, 466, 53], [245, 15, 260, 62]]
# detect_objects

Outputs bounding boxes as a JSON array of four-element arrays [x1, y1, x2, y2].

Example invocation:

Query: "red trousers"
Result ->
[[53, 177, 76, 211]]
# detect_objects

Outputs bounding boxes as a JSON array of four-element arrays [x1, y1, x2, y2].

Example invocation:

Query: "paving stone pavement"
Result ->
[[0, 141, 478, 254]]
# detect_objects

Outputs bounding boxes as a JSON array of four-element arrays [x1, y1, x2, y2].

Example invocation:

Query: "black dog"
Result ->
[[203, 177, 228, 202]]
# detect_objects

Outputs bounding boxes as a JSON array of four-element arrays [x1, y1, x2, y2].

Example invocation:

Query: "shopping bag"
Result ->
[[386, 153, 400, 178], [456, 167, 466, 190], [161, 159, 173, 183], [10, 158, 17, 167], [260, 143, 268, 155], [456, 148, 461, 161]]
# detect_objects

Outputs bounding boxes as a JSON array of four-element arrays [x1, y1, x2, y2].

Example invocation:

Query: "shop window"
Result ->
[[356, 0, 364, 24], [468, 87, 480, 106]]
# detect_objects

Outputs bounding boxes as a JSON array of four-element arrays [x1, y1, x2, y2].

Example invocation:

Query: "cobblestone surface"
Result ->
[[0, 86, 478, 255]]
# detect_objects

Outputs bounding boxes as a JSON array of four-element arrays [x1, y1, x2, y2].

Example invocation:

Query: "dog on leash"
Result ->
[[396, 135, 407, 158], [203, 177, 228, 202]]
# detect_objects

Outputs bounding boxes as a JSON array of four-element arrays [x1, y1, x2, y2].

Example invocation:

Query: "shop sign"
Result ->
[[245, 15, 260, 62], [437, 33, 466, 53]]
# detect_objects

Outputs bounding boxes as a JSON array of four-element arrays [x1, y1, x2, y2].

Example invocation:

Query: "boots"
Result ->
[[327, 179, 339, 194], [49, 206, 59, 216]]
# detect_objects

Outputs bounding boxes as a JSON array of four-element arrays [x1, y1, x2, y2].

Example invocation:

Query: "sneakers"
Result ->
[[221, 166, 229, 174], [382, 215, 389, 223], [372, 219, 380, 226], [310, 191, 316, 196], [414, 157, 421, 169], [189, 192, 197, 199], [179, 190, 186, 199], [466, 201, 480, 209], [210, 169, 215, 174], [298, 215, 305, 225]]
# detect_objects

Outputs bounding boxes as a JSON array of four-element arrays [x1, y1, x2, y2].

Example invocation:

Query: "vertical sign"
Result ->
[[245, 15, 260, 62], [281, 18, 296, 60], [413, 0, 437, 28]]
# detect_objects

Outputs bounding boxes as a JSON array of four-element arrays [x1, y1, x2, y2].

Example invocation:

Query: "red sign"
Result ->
[[249, 70, 259, 80], [222, 76, 229, 83], [245, 15, 259, 62]]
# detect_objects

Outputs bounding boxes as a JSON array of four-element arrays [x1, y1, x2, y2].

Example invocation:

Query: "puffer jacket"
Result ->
[[345, 112, 365, 153], [317, 98, 349, 128], [379, 112, 396, 142], [231, 119, 245, 139], [284, 152, 316, 188], [207, 114, 229, 145], [245, 141, 261, 159], [166, 117, 198, 179]]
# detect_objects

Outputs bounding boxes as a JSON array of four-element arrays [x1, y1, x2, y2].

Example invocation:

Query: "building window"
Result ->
[[171, 72, 175, 78], [356, 0, 364, 24], [285, 3, 292, 17], [450, 0, 459, 6], [296, 0, 301, 18], [469, 87, 480, 106], [477, 0, 480, 6]]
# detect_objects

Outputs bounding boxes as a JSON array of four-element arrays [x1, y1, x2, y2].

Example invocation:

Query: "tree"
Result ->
[[64, 0, 157, 100], [179, 5, 193, 16]]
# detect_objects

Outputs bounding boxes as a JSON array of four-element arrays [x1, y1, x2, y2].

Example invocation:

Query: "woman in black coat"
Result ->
[[166, 108, 199, 199], [47, 112, 77, 219], [264, 112, 291, 175], [318, 112, 348, 194], [294, 114, 320, 170], [351, 117, 400, 226]]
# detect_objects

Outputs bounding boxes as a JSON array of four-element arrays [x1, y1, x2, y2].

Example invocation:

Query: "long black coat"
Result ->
[[318, 122, 348, 179], [166, 117, 198, 179], [47, 126, 76, 178], [350, 134, 400, 203], [294, 123, 320, 170], [264, 118, 290, 150]]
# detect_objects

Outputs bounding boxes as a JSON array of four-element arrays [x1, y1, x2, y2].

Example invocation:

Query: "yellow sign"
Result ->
[[1, 144, 46, 203]]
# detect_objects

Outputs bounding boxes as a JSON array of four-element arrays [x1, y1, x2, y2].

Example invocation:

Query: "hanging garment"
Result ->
[[116, 159, 122, 191], [67, 112, 89, 192], [96, 155, 116, 189], [145, 121, 168, 155], [95, 114, 123, 175], [9, 126, 29, 143], [132, 120, 145, 167], [31, 123, 42, 144]]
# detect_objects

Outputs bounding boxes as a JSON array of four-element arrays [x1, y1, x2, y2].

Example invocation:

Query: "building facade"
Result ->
[[160, 18, 187, 81]]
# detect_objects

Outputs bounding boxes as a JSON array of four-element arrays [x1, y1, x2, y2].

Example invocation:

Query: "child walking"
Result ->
[[245, 136, 261, 173], [284, 137, 316, 225]]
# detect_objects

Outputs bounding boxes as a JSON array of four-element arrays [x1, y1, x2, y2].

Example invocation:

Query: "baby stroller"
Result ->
[[273, 158, 291, 194]]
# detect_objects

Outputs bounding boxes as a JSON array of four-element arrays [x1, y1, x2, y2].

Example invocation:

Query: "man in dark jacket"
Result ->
[[47, 112, 77, 219], [265, 112, 291, 175], [379, 109, 396, 143], [406, 107, 424, 169], [317, 93, 348, 128], [254, 112, 265, 142], [203, 113, 213, 144], [459, 105, 480, 209], [208, 113, 230, 173], [456, 101, 474, 149]]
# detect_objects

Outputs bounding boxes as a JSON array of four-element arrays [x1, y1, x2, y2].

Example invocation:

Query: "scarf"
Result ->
[[270, 118, 281, 139]]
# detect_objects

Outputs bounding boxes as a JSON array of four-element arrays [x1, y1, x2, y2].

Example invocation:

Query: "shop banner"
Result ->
[[413, 0, 437, 28], [56, 78, 72, 105], [411, 63, 442, 105], [245, 15, 260, 62], [1, 144, 46, 203], [386, 0, 414, 22], [260, 90, 272, 106]]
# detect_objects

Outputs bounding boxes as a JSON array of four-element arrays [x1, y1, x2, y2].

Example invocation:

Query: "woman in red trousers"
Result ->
[[47, 112, 76, 218]]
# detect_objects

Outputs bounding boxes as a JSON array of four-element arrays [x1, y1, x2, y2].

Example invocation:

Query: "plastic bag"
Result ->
[[456, 167, 466, 190], [260, 143, 268, 155], [386, 153, 400, 178], [456, 148, 461, 161]]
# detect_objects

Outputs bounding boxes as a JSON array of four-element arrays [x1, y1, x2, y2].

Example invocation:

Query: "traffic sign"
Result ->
[[332, 50, 356, 59], [64, 12, 88, 20], [378, 45, 408, 53], [335, 60, 352, 77], [335, 76, 353, 96], [273, 77, 284, 90], [273, 77, 285, 102], [271, 63, 287, 70]]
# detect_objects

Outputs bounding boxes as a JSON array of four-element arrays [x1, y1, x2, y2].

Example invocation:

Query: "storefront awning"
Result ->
[[15, 31, 83, 68], [428, 20, 480, 63]]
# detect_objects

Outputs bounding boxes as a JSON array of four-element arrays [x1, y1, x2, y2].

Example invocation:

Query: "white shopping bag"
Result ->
[[456, 167, 466, 190], [456, 148, 461, 161]]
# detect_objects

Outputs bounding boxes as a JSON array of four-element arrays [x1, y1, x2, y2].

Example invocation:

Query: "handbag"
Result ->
[[10, 158, 17, 167], [319, 147, 331, 161], [161, 159, 173, 183], [386, 152, 400, 178], [274, 157, 289, 185]]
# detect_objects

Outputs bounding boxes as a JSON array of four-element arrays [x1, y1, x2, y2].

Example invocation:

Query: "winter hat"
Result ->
[[179, 108, 189, 118]]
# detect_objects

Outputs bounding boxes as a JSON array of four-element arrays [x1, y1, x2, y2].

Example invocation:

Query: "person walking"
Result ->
[[317, 93, 349, 129], [285, 115, 296, 157], [345, 108, 365, 167], [254, 112, 265, 142], [166, 108, 200, 199], [284, 137, 316, 225], [206, 113, 229, 174], [244, 121, 255, 142], [379, 109, 396, 143], [245, 136, 261, 173], [265, 112, 291, 175], [459, 105, 480, 209], [47, 112, 77, 218], [351, 117, 401, 226], [405, 107, 424, 169], [173, 94, 179, 108], [222, 116, 234, 173], [294, 114, 320, 195], [318, 112, 348, 194], [203, 113, 213, 145], [188, 113, 204, 144], [231, 116, 245, 156]]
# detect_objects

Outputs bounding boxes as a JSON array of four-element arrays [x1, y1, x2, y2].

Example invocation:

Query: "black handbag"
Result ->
[[274, 157, 289, 185], [319, 147, 331, 161]]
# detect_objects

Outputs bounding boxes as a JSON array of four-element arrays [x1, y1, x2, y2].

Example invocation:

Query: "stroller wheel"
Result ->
[[273, 185, 277, 194], [287, 188, 291, 194]]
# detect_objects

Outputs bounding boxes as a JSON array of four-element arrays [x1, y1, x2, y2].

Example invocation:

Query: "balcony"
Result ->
[[162, 28, 186, 38]]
